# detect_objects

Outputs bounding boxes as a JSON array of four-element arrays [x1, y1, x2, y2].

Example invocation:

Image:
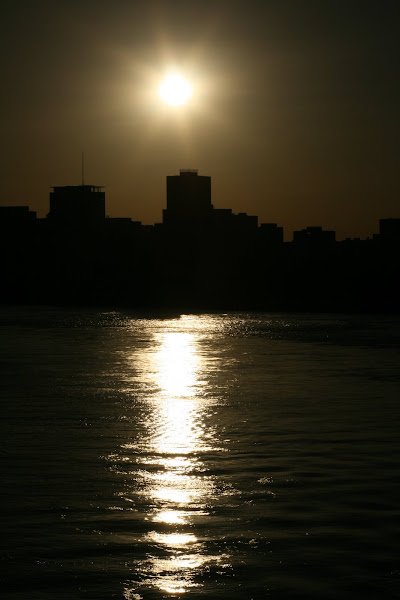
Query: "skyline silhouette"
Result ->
[[1, 167, 399, 241], [0, 166, 399, 242], [2, 1, 400, 240], [1, 168, 399, 312]]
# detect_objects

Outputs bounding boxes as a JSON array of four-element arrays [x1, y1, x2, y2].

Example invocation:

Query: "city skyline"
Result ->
[[3, 166, 399, 242], [2, 169, 399, 313], [1, 1, 400, 241]]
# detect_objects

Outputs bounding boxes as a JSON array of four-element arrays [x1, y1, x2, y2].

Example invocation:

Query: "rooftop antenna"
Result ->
[[81, 151, 85, 186]]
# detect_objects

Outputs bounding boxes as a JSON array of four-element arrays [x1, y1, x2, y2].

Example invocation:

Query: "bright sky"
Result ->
[[1, 0, 399, 239]]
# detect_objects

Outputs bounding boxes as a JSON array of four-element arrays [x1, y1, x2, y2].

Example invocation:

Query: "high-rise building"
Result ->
[[163, 170, 212, 227], [47, 185, 105, 225]]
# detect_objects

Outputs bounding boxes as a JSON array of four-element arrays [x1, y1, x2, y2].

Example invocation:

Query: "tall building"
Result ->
[[47, 185, 105, 225], [380, 218, 400, 240], [163, 169, 212, 227]]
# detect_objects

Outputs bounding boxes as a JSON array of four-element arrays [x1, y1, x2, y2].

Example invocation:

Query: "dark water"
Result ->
[[1, 308, 400, 599]]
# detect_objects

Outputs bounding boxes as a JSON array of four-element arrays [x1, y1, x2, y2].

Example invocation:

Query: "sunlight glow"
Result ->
[[147, 531, 197, 547], [159, 74, 192, 106], [120, 317, 230, 596], [156, 332, 199, 398], [152, 486, 193, 505], [152, 510, 187, 525]]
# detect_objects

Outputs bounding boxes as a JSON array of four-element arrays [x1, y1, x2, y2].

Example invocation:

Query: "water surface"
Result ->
[[1, 309, 400, 599]]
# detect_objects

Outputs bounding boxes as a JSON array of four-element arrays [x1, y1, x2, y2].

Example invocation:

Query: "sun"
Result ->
[[159, 74, 192, 106]]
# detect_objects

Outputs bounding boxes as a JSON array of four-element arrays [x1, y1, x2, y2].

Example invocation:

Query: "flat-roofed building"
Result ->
[[0, 206, 37, 223], [163, 170, 212, 227], [47, 185, 105, 225]]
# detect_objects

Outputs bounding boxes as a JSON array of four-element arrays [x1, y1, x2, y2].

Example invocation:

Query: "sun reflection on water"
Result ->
[[156, 332, 200, 398], [121, 322, 224, 596]]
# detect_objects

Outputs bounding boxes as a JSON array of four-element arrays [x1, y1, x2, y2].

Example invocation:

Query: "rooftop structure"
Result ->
[[47, 185, 105, 225]]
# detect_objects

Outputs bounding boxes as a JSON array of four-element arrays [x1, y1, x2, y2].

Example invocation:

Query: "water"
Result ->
[[1, 308, 400, 599]]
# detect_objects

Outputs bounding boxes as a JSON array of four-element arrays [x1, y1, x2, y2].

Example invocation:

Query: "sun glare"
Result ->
[[159, 74, 192, 106]]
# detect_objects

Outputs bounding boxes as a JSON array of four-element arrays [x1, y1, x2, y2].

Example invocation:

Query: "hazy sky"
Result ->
[[1, 0, 399, 239]]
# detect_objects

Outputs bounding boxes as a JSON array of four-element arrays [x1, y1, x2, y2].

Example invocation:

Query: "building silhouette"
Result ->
[[48, 185, 105, 225], [0, 206, 37, 223], [259, 223, 284, 246], [163, 169, 258, 233], [292, 226, 335, 246], [163, 169, 212, 228], [380, 218, 400, 241], [1, 168, 399, 311]]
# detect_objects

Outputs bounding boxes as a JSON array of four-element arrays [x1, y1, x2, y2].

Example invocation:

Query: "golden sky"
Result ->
[[1, 0, 399, 239]]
